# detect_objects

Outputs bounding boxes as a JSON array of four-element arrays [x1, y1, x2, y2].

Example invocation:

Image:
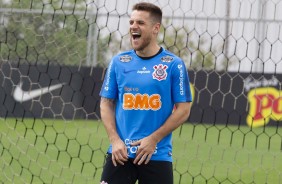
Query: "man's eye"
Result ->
[[129, 20, 145, 25]]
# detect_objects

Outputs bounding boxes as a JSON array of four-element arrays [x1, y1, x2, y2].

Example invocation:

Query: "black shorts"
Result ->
[[100, 154, 173, 184]]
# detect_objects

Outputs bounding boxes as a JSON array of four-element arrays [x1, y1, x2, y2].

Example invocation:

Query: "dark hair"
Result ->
[[132, 2, 162, 23]]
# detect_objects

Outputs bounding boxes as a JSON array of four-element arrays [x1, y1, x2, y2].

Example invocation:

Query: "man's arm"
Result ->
[[100, 97, 128, 166], [132, 102, 191, 165]]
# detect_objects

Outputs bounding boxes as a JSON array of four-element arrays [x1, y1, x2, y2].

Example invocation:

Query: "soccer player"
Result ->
[[99, 2, 192, 184]]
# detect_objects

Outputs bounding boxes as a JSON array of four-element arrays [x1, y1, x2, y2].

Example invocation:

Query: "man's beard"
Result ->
[[131, 35, 152, 52]]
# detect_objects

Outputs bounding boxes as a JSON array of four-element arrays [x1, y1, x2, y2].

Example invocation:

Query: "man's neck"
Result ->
[[135, 44, 161, 57]]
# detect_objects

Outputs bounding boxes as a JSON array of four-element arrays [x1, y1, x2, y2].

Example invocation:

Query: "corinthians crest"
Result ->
[[152, 64, 168, 81]]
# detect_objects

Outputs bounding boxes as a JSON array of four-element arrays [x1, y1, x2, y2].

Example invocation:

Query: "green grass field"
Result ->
[[0, 118, 281, 184]]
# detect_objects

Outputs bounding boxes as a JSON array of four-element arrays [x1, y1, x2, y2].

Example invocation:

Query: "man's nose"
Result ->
[[130, 22, 138, 29]]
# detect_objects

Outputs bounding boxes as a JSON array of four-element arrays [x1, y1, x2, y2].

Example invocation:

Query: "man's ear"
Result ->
[[153, 23, 161, 34]]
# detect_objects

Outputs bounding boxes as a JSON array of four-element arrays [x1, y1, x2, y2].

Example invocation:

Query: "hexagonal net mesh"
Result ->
[[0, 0, 282, 183]]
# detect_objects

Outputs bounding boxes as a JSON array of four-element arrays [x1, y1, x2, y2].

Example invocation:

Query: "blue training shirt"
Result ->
[[100, 47, 192, 162]]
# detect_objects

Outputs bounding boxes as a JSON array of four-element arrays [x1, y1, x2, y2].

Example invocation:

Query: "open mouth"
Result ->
[[132, 32, 141, 40]]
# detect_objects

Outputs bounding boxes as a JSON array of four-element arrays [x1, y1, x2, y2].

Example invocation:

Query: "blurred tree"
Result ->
[[0, 0, 94, 66], [0, 1, 225, 70]]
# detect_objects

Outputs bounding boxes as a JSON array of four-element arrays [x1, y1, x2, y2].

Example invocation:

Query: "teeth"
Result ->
[[132, 32, 141, 36]]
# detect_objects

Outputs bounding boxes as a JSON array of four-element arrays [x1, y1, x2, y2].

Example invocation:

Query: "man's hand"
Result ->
[[111, 138, 128, 166], [131, 136, 157, 165]]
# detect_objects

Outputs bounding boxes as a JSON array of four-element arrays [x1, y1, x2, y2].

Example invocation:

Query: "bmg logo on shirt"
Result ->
[[123, 93, 162, 110]]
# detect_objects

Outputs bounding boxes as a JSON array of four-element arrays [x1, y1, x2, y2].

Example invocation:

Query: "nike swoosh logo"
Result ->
[[124, 69, 136, 73], [13, 82, 64, 103]]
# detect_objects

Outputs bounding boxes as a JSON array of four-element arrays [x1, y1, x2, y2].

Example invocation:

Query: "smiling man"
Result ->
[[99, 2, 192, 184]]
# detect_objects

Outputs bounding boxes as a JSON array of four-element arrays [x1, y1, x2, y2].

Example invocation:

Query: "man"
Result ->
[[99, 2, 192, 184]]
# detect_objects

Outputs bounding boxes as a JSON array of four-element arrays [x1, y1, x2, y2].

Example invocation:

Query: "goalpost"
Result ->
[[0, 0, 282, 183]]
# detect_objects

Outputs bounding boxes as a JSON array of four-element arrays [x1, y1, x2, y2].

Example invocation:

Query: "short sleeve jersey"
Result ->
[[100, 47, 192, 162]]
